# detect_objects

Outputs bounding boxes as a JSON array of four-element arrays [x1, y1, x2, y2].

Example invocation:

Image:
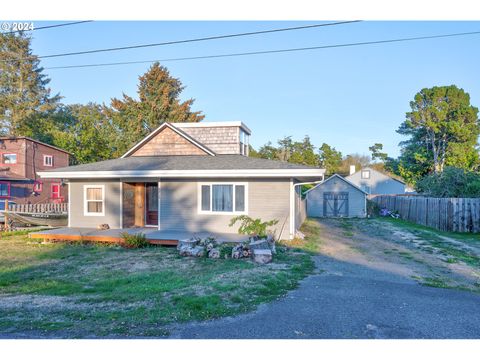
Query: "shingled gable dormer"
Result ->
[[175, 121, 251, 156], [122, 121, 251, 158]]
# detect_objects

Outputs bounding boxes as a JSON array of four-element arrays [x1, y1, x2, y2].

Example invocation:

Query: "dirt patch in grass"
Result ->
[[0, 235, 313, 338], [347, 217, 480, 291]]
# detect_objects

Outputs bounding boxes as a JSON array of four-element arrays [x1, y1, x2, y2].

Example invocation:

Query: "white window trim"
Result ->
[[197, 182, 248, 215], [84, 184, 105, 216], [3, 153, 17, 164], [43, 155, 54, 167], [361, 170, 370, 179]]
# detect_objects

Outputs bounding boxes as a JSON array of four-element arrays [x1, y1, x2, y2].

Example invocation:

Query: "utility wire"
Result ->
[[45, 30, 480, 70], [36, 20, 361, 59], [3, 21, 93, 34]]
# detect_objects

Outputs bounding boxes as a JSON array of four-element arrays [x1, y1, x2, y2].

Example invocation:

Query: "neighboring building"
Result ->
[[39, 122, 325, 240], [305, 174, 367, 218], [0, 137, 70, 209], [346, 166, 406, 195]]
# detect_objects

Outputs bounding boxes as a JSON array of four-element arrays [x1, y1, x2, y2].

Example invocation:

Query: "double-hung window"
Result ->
[[361, 170, 370, 179], [44, 155, 54, 167], [199, 183, 247, 214], [84, 185, 105, 216]]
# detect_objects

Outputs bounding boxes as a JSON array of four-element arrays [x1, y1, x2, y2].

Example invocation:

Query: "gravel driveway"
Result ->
[[169, 218, 480, 339]]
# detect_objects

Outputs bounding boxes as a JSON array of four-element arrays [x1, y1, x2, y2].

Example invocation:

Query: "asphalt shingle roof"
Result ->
[[47, 155, 320, 173]]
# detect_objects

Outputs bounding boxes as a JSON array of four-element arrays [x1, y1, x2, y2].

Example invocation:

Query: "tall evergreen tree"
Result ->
[[106, 62, 204, 156], [397, 85, 480, 181], [0, 32, 60, 136]]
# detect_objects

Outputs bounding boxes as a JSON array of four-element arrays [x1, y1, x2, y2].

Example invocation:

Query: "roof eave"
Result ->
[[38, 168, 325, 179]]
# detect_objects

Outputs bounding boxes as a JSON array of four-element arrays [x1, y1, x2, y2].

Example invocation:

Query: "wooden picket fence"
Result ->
[[370, 195, 480, 233], [8, 202, 68, 213]]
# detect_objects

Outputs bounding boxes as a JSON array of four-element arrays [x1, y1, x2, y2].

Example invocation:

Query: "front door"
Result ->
[[323, 192, 349, 217], [145, 183, 158, 226]]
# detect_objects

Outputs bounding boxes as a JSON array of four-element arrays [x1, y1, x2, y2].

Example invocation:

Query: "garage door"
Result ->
[[323, 192, 349, 217]]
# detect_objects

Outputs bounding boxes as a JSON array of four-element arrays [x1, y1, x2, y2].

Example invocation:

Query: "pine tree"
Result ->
[[106, 62, 204, 156], [397, 85, 480, 178], [0, 32, 60, 136]]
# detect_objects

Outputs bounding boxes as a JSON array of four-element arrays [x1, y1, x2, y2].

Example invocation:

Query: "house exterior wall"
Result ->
[[160, 178, 291, 239], [179, 126, 241, 155], [307, 177, 366, 218], [346, 168, 405, 195], [66, 178, 292, 238], [130, 127, 209, 156], [24, 139, 70, 179], [68, 180, 122, 228], [0, 138, 69, 204]]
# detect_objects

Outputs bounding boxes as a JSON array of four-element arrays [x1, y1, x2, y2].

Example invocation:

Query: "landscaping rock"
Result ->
[[177, 238, 198, 250], [208, 248, 220, 259], [178, 245, 192, 257], [252, 249, 273, 264], [249, 239, 269, 250], [190, 246, 205, 257]]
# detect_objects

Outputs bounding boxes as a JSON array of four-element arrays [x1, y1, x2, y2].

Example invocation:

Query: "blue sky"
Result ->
[[26, 21, 480, 158]]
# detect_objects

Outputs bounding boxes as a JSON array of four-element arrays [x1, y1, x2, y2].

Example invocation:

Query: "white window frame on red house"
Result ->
[[51, 183, 61, 199], [34, 180, 43, 192], [2, 153, 17, 165], [44, 155, 54, 167]]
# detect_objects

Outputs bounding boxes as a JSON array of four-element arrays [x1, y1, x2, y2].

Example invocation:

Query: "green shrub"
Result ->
[[229, 215, 278, 239], [416, 167, 480, 197], [367, 199, 380, 217], [121, 232, 149, 248], [218, 243, 234, 259]]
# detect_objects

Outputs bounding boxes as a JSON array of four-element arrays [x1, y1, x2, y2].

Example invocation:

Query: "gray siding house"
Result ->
[[306, 174, 367, 218], [346, 166, 405, 195], [39, 122, 325, 240]]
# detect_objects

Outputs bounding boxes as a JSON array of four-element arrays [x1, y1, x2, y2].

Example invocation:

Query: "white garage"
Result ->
[[306, 174, 367, 218]]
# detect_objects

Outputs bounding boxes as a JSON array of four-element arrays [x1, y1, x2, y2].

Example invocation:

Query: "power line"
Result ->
[[45, 30, 480, 70], [3, 21, 93, 35], [36, 20, 361, 59]]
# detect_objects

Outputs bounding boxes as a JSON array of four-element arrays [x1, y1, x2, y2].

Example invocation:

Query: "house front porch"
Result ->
[[29, 227, 248, 245]]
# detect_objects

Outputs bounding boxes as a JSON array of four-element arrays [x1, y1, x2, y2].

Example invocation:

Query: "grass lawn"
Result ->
[[0, 233, 314, 338]]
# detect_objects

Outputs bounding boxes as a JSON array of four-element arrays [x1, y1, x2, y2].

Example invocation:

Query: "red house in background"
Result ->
[[0, 137, 70, 210]]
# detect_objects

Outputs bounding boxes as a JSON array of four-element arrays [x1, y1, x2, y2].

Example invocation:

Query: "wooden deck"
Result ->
[[29, 227, 248, 246]]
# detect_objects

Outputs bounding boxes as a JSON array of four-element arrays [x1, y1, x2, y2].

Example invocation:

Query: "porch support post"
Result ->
[[119, 181, 123, 229], [289, 178, 295, 240], [158, 180, 161, 230]]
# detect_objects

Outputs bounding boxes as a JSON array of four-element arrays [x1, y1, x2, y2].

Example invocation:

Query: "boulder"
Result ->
[[178, 245, 192, 256], [190, 246, 205, 257], [252, 249, 273, 264], [208, 248, 220, 259], [177, 238, 198, 250], [249, 239, 269, 250]]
